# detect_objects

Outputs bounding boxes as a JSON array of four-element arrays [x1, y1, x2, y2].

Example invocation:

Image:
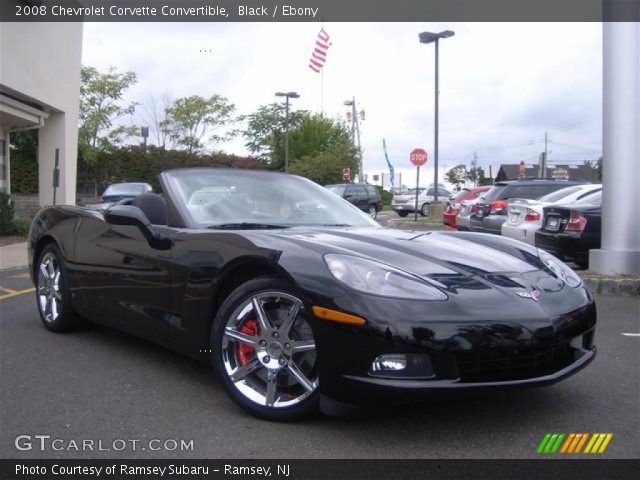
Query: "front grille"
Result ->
[[455, 341, 576, 383]]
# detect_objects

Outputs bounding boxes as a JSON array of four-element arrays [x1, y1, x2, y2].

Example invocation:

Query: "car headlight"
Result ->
[[538, 249, 582, 287], [324, 254, 448, 300]]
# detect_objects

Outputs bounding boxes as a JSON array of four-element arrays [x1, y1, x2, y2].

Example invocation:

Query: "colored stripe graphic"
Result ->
[[540, 433, 613, 454], [537, 433, 564, 454], [585, 433, 613, 453]]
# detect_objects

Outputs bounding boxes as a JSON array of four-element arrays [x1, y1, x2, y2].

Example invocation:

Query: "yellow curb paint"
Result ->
[[0, 287, 35, 300]]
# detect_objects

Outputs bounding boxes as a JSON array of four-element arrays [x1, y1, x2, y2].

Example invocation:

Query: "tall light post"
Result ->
[[344, 98, 364, 182], [275, 91, 299, 173], [419, 29, 454, 202]]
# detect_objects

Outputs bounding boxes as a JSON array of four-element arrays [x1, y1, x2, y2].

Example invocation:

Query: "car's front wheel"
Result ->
[[35, 244, 82, 332], [211, 277, 319, 421]]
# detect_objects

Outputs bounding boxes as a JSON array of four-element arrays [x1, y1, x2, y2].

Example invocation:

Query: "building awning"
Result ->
[[0, 94, 49, 129]]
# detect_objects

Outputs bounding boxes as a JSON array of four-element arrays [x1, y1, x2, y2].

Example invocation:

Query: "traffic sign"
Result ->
[[519, 160, 526, 178], [410, 148, 428, 167], [342, 167, 351, 181]]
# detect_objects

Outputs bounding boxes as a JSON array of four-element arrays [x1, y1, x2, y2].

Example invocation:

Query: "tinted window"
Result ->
[[537, 185, 583, 203], [363, 185, 378, 197], [503, 184, 567, 200], [325, 185, 346, 196], [482, 186, 507, 201], [353, 185, 367, 196]]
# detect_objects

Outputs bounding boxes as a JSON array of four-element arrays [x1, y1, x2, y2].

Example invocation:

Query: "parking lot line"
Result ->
[[621, 333, 640, 337], [0, 287, 19, 294], [0, 288, 35, 301]]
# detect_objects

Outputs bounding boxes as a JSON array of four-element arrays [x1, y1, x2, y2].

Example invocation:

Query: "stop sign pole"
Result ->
[[410, 148, 428, 221]]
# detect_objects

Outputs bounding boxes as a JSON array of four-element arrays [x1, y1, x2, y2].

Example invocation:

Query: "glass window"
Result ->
[[164, 170, 380, 228], [325, 184, 346, 196], [537, 186, 583, 203]]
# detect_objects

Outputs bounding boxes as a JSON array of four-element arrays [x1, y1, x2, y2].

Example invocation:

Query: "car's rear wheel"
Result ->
[[420, 203, 430, 217], [35, 244, 82, 332], [368, 204, 378, 219], [211, 277, 319, 421], [397, 211, 409, 217]]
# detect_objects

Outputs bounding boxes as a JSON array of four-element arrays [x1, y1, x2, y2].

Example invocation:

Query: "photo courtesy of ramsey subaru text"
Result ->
[[29, 168, 596, 421]]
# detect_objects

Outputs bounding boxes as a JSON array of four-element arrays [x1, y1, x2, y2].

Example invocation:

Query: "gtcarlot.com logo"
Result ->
[[537, 433, 613, 454]]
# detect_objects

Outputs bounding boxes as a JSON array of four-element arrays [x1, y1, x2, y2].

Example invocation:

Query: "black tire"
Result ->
[[367, 204, 378, 219], [211, 276, 319, 421], [419, 203, 430, 217], [397, 211, 409, 217], [35, 243, 82, 332]]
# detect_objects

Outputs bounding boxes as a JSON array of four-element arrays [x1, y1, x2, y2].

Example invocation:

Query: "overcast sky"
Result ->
[[82, 22, 603, 186]]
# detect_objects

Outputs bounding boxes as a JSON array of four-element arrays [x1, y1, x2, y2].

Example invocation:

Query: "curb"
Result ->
[[581, 276, 640, 297]]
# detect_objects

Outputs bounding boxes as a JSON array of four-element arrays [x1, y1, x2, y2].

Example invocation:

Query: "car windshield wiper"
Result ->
[[207, 223, 290, 230]]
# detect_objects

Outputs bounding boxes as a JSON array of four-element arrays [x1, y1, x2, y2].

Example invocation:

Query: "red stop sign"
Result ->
[[410, 148, 428, 167], [342, 167, 351, 181]]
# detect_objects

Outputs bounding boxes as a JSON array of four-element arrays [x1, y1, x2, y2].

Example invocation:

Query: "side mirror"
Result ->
[[104, 205, 172, 250]]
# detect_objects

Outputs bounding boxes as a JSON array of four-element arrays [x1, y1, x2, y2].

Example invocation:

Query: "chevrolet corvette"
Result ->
[[28, 168, 596, 420]]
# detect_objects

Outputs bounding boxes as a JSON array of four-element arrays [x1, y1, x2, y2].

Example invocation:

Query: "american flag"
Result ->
[[308, 29, 331, 73]]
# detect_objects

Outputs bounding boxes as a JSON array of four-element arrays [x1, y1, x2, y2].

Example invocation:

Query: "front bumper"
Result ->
[[311, 285, 596, 405]]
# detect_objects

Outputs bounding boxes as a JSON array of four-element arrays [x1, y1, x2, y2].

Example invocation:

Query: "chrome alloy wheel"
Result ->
[[221, 291, 318, 409], [37, 252, 62, 323]]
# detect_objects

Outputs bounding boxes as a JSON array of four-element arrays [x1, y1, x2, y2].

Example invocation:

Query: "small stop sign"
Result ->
[[410, 148, 428, 167], [342, 167, 351, 181]]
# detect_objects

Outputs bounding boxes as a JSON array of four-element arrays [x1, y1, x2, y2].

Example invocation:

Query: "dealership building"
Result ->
[[0, 22, 83, 206]]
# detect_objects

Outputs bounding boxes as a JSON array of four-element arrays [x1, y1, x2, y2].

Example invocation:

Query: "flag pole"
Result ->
[[320, 67, 324, 114]]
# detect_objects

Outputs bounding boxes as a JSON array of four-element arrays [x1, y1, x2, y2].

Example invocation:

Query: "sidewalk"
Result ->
[[0, 242, 28, 271]]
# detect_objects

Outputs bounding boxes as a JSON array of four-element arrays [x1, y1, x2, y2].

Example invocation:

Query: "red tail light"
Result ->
[[470, 204, 477, 214], [524, 208, 540, 222], [490, 200, 508, 214], [565, 211, 587, 231]]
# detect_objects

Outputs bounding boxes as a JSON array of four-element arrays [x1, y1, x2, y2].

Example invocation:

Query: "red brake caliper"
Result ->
[[236, 319, 258, 366]]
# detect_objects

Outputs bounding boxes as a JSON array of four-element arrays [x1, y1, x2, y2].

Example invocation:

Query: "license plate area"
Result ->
[[546, 216, 560, 231]]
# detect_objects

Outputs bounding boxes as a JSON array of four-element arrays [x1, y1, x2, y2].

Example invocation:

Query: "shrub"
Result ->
[[375, 185, 393, 206], [0, 192, 16, 235]]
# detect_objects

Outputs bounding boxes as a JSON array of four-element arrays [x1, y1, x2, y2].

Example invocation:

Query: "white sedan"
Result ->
[[501, 184, 602, 245]]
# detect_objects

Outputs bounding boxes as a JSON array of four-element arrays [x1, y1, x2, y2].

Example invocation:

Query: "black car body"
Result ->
[[535, 191, 602, 268], [470, 179, 587, 235], [324, 183, 382, 218], [28, 168, 596, 420]]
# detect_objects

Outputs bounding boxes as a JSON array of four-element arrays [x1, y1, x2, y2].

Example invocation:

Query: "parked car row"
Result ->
[[448, 179, 603, 268]]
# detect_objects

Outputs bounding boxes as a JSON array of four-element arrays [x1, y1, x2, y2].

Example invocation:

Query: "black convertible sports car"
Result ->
[[28, 168, 596, 420]]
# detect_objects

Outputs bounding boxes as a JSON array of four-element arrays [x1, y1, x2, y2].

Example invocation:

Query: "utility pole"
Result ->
[[471, 151, 478, 186], [543, 131, 549, 178], [345, 98, 363, 182]]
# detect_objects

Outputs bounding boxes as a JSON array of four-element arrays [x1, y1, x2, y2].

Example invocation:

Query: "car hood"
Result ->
[[268, 227, 543, 277]]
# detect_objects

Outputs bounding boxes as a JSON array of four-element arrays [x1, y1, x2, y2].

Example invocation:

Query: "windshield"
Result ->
[[165, 169, 380, 228], [104, 183, 148, 195], [573, 190, 602, 205], [451, 189, 471, 201], [537, 185, 583, 203]]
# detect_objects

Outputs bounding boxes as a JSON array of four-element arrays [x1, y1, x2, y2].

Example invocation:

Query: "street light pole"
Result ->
[[419, 29, 454, 203], [275, 91, 300, 173], [345, 98, 364, 182]]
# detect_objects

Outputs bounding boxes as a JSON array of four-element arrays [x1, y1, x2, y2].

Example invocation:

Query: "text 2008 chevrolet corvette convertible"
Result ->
[[28, 168, 596, 420]]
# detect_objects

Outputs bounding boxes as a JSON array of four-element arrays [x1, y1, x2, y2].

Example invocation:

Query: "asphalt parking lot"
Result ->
[[0, 267, 638, 460]]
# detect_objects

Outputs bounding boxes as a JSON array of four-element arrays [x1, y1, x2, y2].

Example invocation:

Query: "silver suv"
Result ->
[[391, 186, 451, 217]]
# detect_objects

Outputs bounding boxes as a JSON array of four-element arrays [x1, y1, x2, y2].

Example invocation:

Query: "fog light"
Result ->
[[369, 354, 434, 379]]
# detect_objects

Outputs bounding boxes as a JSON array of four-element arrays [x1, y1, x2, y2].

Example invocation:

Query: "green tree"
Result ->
[[79, 66, 138, 163], [242, 103, 307, 162], [466, 166, 487, 186], [289, 145, 359, 185], [446, 164, 468, 190], [164, 95, 236, 154]]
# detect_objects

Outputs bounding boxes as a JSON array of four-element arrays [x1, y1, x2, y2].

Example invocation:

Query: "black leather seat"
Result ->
[[131, 193, 168, 225]]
